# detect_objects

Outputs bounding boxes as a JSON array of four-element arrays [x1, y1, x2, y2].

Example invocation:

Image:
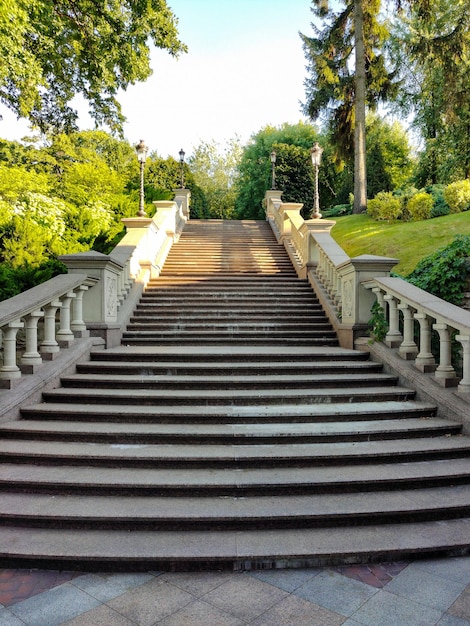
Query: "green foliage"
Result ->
[[189, 138, 242, 219], [443, 179, 470, 214], [406, 235, 470, 305], [0, 131, 186, 290], [368, 301, 388, 342], [427, 184, 450, 218], [367, 191, 402, 221], [365, 114, 414, 197], [0, 0, 186, 134], [235, 123, 329, 220], [0, 259, 67, 301], [406, 191, 433, 221], [323, 203, 352, 218]]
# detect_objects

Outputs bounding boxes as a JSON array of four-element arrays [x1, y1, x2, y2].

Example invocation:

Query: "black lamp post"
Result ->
[[135, 139, 148, 217], [270, 150, 277, 190], [310, 142, 323, 219], [179, 148, 185, 188]]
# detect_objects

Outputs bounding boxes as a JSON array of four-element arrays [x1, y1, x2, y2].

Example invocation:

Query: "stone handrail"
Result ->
[[265, 190, 397, 348], [0, 190, 190, 388], [363, 276, 470, 394], [265, 189, 470, 396], [0, 273, 96, 387]]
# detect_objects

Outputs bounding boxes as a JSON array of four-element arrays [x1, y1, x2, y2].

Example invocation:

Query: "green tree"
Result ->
[[0, 0, 186, 134], [391, 0, 470, 184], [235, 123, 333, 220], [189, 138, 242, 219], [301, 0, 395, 213]]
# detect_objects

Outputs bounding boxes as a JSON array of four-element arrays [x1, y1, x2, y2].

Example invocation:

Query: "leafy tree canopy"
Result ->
[[0, 0, 186, 134]]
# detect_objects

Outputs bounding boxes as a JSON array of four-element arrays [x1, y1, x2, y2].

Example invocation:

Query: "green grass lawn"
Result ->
[[329, 212, 470, 275]]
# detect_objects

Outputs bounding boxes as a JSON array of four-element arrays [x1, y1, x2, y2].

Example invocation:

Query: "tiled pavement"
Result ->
[[1, 558, 470, 625]]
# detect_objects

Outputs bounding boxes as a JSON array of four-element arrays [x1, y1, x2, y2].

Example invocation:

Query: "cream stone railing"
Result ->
[[363, 276, 470, 394], [265, 190, 470, 396], [0, 191, 189, 389]]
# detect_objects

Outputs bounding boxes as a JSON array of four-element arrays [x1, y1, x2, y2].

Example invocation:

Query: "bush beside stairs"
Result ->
[[0, 219, 469, 570]]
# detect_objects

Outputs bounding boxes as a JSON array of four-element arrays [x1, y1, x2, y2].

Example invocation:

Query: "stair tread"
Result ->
[[41, 385, 415, 400], [0, 435, 469, 462], [21, 399, 436, 418], [59, 373, 397, 385], [2, 486, 470, 519], [0, 417, 453, 438], [2, 458, 469, 488], [0, 519, 469, 563]]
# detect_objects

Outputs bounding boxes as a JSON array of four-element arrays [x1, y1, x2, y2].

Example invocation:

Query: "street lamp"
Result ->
[[179, 148, 185, 188], [310, 141, 323, 219], [135, 139, 148, 217], [270, 150, 277, 190]]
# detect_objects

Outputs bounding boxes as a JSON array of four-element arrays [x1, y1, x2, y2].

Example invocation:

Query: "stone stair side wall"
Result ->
[[265, 191, 470, 427]]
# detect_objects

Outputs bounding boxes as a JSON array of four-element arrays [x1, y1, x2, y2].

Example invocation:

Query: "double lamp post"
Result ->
[[134, 141, 187, 218], [270, 141, 324, 219]]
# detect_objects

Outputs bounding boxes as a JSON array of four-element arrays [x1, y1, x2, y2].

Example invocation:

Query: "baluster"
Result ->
[[40, 300, 62, 359], [398, 303, 418, 360], [433, 322, 457, 386], [71, 285, 89, 336], [456, 335, 470, 393], [0, 320, 24, 383], [57, 291, 76, 346], [413, 313, 436, 372], [383, 294, 403, 348], [21, 309, 44, 373]]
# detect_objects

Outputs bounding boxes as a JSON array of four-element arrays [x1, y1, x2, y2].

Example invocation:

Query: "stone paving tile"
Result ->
[[347, 589, 443, 626], [448, 584, 470, 621], [293, 570, 377, 617], [409, 558, 470, 584], [0, 568, 81, 606], [247, 567, 321, 592], [0, 606, 27, 626], [61, 603, 137, 626], [157, 598, 244, 626], [437, 615, 470, 626], [7, 582, 102, 626], [200, 574, 289, 622], [385, 565, 466, 612], [248, 593, 346, 626], [70, 571, 156, 602], [335, 562, 409, 588], [157, 570, 235, 597], [107, 577, 194, 626]]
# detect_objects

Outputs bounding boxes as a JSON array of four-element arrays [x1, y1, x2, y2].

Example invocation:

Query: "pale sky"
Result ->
[[0, 0, 315, 158]]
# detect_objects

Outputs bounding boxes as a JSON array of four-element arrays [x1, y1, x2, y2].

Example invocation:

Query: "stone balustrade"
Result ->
[[265, 189, 470, 396], [265, 191, 397, 348], [363, 276, 470, 394], [0, 274, 96, 388], [0, 192, 189, 387]]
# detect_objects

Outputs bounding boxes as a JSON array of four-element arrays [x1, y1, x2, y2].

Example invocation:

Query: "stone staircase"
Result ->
[[0, 219, 470, 570]]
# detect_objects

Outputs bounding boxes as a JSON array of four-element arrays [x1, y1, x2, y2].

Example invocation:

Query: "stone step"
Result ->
[[1, 458, 467, 495], [0, 519, 469, 569], [125, 323, 334, 333], [1, 486, 470, 530], [19, 400, 438, 424], [121, 336, 340, 346], [58, 372, 398, 391], [77, 359, 384, 376], [0, 436, 468, 468], [89, 345, 371, 363], [0, 417, 455, 444], [39, 386, 416, 407]]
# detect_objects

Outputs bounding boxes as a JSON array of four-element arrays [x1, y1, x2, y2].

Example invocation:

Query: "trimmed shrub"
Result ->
[[443, 179, 470, 213], [406, 191, 433, 221], [367, 191, 402, 221]]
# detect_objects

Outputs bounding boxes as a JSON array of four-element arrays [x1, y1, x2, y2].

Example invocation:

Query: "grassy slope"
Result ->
[[330, 212, 470, 276]]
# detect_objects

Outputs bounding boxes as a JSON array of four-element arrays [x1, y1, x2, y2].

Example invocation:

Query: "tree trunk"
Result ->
[[353, 0, 367, 213]]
